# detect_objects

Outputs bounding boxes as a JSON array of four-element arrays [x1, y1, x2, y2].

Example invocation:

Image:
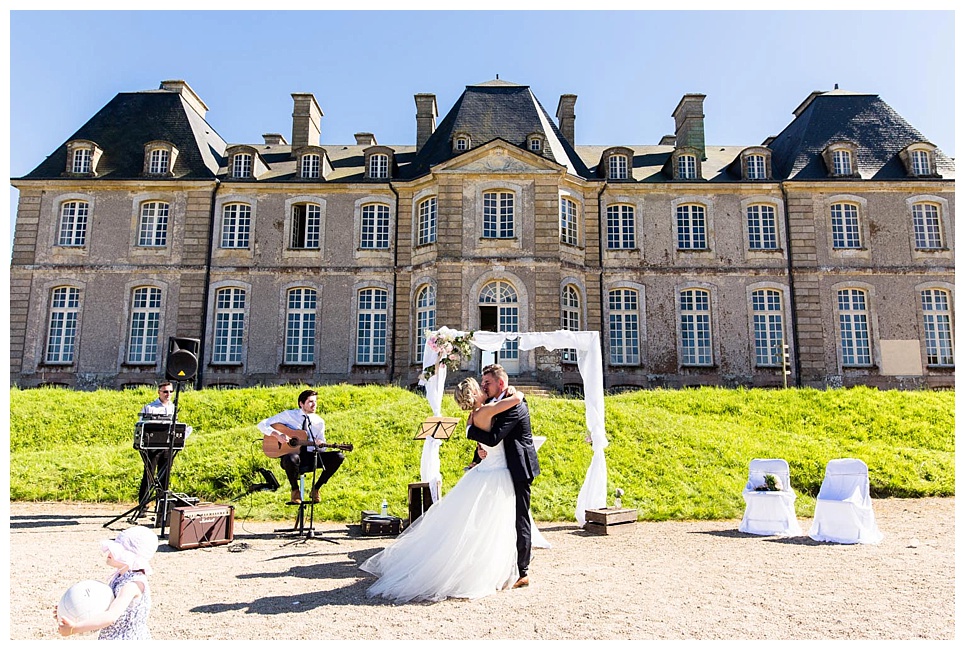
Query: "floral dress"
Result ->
[[97, 570, 151, 640]]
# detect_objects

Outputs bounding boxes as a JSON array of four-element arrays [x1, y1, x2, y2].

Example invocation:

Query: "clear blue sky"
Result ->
[[4, 9, 957, 253]]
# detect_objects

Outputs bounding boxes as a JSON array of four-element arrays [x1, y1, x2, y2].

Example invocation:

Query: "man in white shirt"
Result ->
[[257, 389, 344, 505], [136, 381, 192, 509]]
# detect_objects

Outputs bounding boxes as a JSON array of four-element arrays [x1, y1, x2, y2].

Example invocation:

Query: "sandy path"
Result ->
[[7, 498, 954, 640]]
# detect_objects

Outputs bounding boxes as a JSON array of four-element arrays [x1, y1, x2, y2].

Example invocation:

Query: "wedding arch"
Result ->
[[418, 327, 608, 527]]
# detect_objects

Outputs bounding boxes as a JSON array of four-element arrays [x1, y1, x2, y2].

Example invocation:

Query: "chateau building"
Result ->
[[9, 79, 955, 391]]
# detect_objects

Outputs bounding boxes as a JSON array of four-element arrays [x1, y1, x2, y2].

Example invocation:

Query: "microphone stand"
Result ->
[[156, 380, 184, 539]]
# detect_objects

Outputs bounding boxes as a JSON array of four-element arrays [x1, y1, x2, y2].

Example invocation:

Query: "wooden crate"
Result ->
[[407, 482, 433, 525], [584, 507, 637, 535]]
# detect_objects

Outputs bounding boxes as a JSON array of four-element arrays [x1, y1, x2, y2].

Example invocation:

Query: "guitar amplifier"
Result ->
[[168, 504, 234, 550]]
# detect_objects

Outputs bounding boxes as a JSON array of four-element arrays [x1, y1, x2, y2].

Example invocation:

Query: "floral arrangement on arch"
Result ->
[[422, 327, 476, 381]]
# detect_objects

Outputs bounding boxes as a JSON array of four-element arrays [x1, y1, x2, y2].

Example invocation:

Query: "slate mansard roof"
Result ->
[[16, 82, 953, 183]]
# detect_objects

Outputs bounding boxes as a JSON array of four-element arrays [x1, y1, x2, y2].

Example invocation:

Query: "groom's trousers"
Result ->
[[514, 478, 533, 577]]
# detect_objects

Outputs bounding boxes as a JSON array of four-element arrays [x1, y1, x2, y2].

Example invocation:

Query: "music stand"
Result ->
[[414, 416, 459, 440]]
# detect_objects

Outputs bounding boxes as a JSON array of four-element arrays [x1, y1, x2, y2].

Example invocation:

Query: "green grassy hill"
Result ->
[[9, 384, 954, 522]]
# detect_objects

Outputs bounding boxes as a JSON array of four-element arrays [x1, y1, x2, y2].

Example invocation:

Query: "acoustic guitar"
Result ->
[[262, 423, 354, 458]]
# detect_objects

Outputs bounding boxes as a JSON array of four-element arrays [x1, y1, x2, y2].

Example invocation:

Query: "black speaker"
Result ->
[[165, 337, 200, 381]]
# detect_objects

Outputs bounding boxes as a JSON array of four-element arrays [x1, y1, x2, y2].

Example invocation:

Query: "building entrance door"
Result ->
[[478, 281, 519, 375]]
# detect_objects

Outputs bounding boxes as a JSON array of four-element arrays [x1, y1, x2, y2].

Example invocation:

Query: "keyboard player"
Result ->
[[136, 381, 192, 510]]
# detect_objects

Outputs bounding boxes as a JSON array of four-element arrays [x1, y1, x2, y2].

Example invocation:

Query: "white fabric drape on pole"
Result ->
[[419, 328, 608, 526]]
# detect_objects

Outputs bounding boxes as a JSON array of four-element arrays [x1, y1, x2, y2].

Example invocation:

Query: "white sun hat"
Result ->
[[101, 526, 159, 574]]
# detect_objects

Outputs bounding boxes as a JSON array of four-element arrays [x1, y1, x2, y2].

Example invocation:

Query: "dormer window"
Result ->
[[64, 140, 103, 177], [739, 147, 772, 180], [363, 146, 394, 180], [453, 133, 471, 153], [527, 133, 544, 153], [601, 147, 634, 180], [671, 147, 703, 180], [822, 141, 858, 178], [232, 153, 252, 178], [142, 141, 178, 177], [301, 154, 320, 179], [609, 154, 628, 179], [899, 142, 938, 177]]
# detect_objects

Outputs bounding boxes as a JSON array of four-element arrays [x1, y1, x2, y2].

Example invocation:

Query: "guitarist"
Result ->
[[256, 389, 343, 505]]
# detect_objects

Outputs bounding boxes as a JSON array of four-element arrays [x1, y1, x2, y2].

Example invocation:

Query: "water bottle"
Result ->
[[381, 498, 388, 516]]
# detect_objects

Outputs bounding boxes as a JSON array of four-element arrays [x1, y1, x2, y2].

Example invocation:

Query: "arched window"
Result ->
[[148, 148, 170, 175], [72, 147, 92, 174], [232, 153, 253, 178], [751, 289, 784, 367], [300, 154, 320, 179], [608, 154, 628, 180], [680, 288, 712, 365], [285, 288, 317, 364], [137, 201, 169, 247], [414, 285, 436, 363], [608, 288, 640, 365], [213, 288, 246, 363], [46, 286, 81, 363], [480, 281, 519, 361], [677, 154, 698, 179], [560, 285, 581, 363], [357, 288, 388, 364], [127, 287, 162, 364], [368, 154, 389, 179]]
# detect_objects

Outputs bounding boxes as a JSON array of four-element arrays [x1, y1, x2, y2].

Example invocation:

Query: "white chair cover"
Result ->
[[808, 458, 883, 544], [738, 458, 802, 536]]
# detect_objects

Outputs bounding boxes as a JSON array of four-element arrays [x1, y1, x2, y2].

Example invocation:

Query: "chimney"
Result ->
[[414, 93, 438, 150], [354, 132, 377, 146], [160, 80, 208, 118], [556, 94, 577, 144], [672, 93, 706, 160], [291, 93, 323, 147], [659, 134, 676, 146], [262, 133, 287, 145]]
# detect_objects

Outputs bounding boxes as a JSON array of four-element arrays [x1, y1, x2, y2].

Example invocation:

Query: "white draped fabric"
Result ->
[[419, 328, 608, 526]]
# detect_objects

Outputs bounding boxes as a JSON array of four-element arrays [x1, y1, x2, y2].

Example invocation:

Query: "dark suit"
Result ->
[[467, 398, 540, 577]]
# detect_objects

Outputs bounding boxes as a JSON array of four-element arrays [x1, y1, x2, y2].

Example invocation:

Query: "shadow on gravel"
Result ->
[[9, 513, 106, 529]]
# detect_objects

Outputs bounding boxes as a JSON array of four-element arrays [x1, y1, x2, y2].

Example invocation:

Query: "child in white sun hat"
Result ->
[[55, 525, 158, 639]]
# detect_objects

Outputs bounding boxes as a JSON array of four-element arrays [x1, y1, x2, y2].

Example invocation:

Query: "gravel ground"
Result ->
[[7, 497, 954, 640]]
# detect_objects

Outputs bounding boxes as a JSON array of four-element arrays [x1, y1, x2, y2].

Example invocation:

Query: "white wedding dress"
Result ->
[[360, 439, 545, 603]]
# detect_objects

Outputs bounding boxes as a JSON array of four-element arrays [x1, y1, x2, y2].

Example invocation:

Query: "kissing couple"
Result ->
[[359, 364, 541, 603]]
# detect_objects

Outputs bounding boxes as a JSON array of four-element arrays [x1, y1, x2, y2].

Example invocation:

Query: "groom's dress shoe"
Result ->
[[512, 576, 529, 589]]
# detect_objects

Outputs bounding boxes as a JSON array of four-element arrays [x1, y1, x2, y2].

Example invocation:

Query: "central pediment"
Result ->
[[434, 140, 564, 174]]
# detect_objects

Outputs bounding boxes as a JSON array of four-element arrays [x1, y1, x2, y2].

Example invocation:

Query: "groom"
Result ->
[[466, 364, 540, 588]]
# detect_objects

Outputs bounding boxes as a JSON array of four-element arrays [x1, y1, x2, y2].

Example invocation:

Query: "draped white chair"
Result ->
[[808, 458, 883, 544], [738, 458, 802, 536]]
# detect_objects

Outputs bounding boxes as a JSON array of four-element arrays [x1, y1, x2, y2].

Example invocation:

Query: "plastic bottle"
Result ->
[[381, 498, 388, 516]]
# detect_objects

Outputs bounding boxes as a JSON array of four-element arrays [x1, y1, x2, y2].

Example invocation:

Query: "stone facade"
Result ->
[[9, 79, 955, 390]]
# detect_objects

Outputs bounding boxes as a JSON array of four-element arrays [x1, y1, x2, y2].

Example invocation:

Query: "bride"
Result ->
[[359, 378, 538, 603]]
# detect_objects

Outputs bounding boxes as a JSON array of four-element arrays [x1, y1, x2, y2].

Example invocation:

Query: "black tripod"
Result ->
[[104, 381, 187, 533], [278, 421, 337, 545]]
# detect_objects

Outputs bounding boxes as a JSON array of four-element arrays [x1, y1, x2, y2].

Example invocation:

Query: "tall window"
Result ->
[[45, 287, 80, 363], [676, 204, 707, 250], [912, 203, 943, 249], [72, 148, 92, 174], [606, 204, 635, 250], [483, 191, 515, 238], [213, 288, 246, 363], [137, 201, 169, 247], [608, 154, 628, 180], [149, 149, 170, 175], [677, 154, 697, 179], [832, 149, 853, 175], [285, 288, 317, 364], [608, 289, 640, 365], [127, 287, 162, 364], [221, 203, 251, 249], [561, 285, 581, 363], [356, 288, 388, 364], [831, 202, 861, 249], [746, 154, 766, 180], [301, 154, 320, 179], [751, 289, 784, 367], [680, 288, 712, 365], [290, 203, 321, 249], [58, 201, 89, 247], [480, 281, 519, 361], [368, 154, 389, 179], [232, 153, 252, 178], [921, 289, 953, 366], [417, 197, 437, 246], [746, 204, 777, 250], [415, 285, 436, 363], [560, 197, 578, 246], [360, 203, 390, 249], [837, 289, 871, 366], [911, 150, 931, 176]]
